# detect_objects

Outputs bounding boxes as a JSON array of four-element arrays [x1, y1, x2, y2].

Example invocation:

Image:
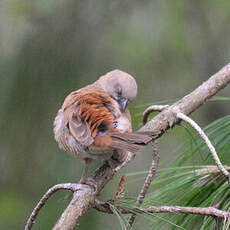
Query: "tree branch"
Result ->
[[53, 185, 94, 230]]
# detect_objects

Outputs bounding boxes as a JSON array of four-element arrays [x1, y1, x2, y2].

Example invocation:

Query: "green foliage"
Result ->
[[117, 115, 230, 230]]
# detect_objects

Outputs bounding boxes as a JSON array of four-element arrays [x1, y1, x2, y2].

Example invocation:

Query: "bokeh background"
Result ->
[[1, 1, 230, 229]]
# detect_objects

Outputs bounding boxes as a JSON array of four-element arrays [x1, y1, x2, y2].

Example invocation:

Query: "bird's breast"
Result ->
[[115, 114, 132, 133]]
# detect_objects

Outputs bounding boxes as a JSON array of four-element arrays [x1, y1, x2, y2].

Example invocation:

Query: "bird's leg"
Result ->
[[79, 159, 89, 184], [79, 159, 97, 192]]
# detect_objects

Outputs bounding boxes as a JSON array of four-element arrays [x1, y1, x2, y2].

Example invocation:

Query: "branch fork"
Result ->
[[143, 102, 230, 181]]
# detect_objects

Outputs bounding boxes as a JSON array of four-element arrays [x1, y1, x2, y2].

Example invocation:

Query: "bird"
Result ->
[[54, 70, 154, 184]]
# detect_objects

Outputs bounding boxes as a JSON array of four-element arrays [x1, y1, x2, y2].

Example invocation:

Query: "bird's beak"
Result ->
[[118, 98, 128, 112]]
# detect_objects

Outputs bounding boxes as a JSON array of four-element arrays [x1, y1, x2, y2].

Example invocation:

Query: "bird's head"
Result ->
[[98, 69, 138, 112]]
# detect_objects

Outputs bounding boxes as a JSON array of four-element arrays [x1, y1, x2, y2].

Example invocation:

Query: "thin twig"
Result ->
[[143, 105, 169, 124], [143, 206, 230, 219], [177, 112, 230, 179], [128, 140, 159, 226], [94, 200, 230, 219], [126, 105, 165, 227], [114, 152, 133, 172], [115, 175, 127, 198], [128, 107, 164, 227], [25, 183, 79, 230], [107, 176, 127, 205]]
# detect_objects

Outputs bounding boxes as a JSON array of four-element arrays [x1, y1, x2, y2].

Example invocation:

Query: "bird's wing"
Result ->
[[109, 131, 159, 154], [63, 91, 116, 146], [64, 105, 94, 146]]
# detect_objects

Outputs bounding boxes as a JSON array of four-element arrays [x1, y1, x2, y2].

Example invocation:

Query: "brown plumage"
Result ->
[[54, 70, 154, 183]]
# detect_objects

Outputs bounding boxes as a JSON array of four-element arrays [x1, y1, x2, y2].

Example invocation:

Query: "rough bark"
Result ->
[[53, 185, 94, 230]]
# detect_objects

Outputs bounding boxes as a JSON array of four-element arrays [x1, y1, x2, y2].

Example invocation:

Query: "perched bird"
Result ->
[[54, 70, 153, 183]]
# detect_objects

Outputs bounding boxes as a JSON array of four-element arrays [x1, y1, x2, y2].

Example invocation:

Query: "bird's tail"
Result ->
[[110, 131, 157, 154]]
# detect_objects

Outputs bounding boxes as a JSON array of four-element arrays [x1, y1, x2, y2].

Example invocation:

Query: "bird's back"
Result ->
[[53, 83, 132, 161]]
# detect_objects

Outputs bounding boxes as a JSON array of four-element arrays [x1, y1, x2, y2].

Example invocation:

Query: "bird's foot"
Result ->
[[79, 177, 98, 193]]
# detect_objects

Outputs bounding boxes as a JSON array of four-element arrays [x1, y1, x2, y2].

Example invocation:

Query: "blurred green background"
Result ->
[[1, 0, 230, 229]]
